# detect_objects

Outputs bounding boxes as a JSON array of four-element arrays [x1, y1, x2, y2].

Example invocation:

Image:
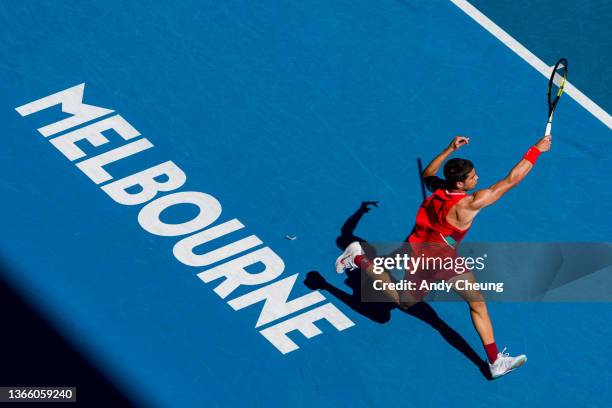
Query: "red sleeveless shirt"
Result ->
[[408, 189, 470, 248]]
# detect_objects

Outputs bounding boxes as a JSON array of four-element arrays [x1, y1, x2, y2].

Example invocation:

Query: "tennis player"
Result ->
[[335, 135, 551, 379]]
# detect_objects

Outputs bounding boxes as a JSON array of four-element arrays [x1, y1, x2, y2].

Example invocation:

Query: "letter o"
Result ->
[[138, 191, 222, 237]]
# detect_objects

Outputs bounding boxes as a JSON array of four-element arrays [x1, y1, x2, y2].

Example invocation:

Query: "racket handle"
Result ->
[[545, 121, 552, 136], [545, 110, 554, 136]]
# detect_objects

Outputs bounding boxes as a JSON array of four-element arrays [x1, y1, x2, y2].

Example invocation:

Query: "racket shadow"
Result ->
[[303, 201, 491, 380]]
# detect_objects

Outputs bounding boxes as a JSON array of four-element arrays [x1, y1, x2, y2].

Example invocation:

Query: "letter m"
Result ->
[[15, 83, 113, 137]]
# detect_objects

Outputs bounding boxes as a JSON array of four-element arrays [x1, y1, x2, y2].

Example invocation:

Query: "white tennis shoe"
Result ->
[[335, 241, 364, 273], [489, 348, 527, 379]]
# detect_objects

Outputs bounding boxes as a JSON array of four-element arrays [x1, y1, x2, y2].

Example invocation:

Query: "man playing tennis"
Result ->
[[335, 134, 551, 379]]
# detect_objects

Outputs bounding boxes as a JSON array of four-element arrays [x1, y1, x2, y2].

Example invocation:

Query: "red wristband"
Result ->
[[523, 146, 541, 165]]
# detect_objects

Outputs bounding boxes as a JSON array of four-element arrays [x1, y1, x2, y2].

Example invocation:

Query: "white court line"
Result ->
[[450, 0, 612, 130]]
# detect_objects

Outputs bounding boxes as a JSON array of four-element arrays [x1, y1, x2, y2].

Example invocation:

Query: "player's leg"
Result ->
[[335, 241, 416, 309], [449, 273, 494, 344], [468, 300, 495, 344], [450, 273, 527, 378]]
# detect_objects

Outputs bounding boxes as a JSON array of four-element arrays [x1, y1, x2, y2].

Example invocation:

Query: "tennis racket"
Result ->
[[545, 58, 568, 136]]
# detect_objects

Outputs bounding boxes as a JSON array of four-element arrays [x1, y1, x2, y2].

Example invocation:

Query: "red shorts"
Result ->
[[402, 240, 470, 301]]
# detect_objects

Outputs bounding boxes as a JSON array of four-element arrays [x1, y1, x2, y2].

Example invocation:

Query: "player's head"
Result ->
[[444, 158, 477, 191]]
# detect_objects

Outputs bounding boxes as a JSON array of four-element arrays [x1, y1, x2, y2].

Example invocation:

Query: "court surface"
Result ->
[[1, 1, 611, 407]]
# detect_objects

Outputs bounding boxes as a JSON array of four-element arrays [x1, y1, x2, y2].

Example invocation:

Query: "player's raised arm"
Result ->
[[422, 136, 470, 178], [469, 136, 551, 210]]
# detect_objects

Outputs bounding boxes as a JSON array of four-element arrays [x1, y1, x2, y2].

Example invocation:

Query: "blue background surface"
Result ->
[[1, 1, 610, 407], [470, 0, 612, 114]]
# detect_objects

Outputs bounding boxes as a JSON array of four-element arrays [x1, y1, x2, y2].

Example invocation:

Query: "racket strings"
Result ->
[[548, 60, 568, 107]]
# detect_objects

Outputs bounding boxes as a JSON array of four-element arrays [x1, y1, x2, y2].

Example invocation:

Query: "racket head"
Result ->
[[547, 58, 568, 114]]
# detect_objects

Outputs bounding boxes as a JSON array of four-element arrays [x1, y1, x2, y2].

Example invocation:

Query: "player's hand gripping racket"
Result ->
[[545, 58, 568, 136]]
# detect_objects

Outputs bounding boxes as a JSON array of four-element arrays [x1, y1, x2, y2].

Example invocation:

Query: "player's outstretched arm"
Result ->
[[469, 136, 551, 210], [422, 136, 470, 178]]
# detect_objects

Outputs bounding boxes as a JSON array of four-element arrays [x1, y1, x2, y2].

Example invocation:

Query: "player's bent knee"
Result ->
[[468, 300, 488, 314], [399, 300, 416, 310]]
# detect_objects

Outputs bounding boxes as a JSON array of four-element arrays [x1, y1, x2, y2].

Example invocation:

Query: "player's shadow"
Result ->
[[304, 201, 491, 380]]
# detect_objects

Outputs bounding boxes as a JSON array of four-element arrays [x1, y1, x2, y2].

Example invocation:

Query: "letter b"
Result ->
[[102, 161, 186, 205]]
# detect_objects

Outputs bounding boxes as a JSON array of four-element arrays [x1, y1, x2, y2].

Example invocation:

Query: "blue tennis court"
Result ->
[[1, 1, 610, 407]]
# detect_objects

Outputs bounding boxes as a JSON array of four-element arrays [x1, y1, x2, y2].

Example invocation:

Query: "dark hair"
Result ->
[[444, 158, 474, 187]]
